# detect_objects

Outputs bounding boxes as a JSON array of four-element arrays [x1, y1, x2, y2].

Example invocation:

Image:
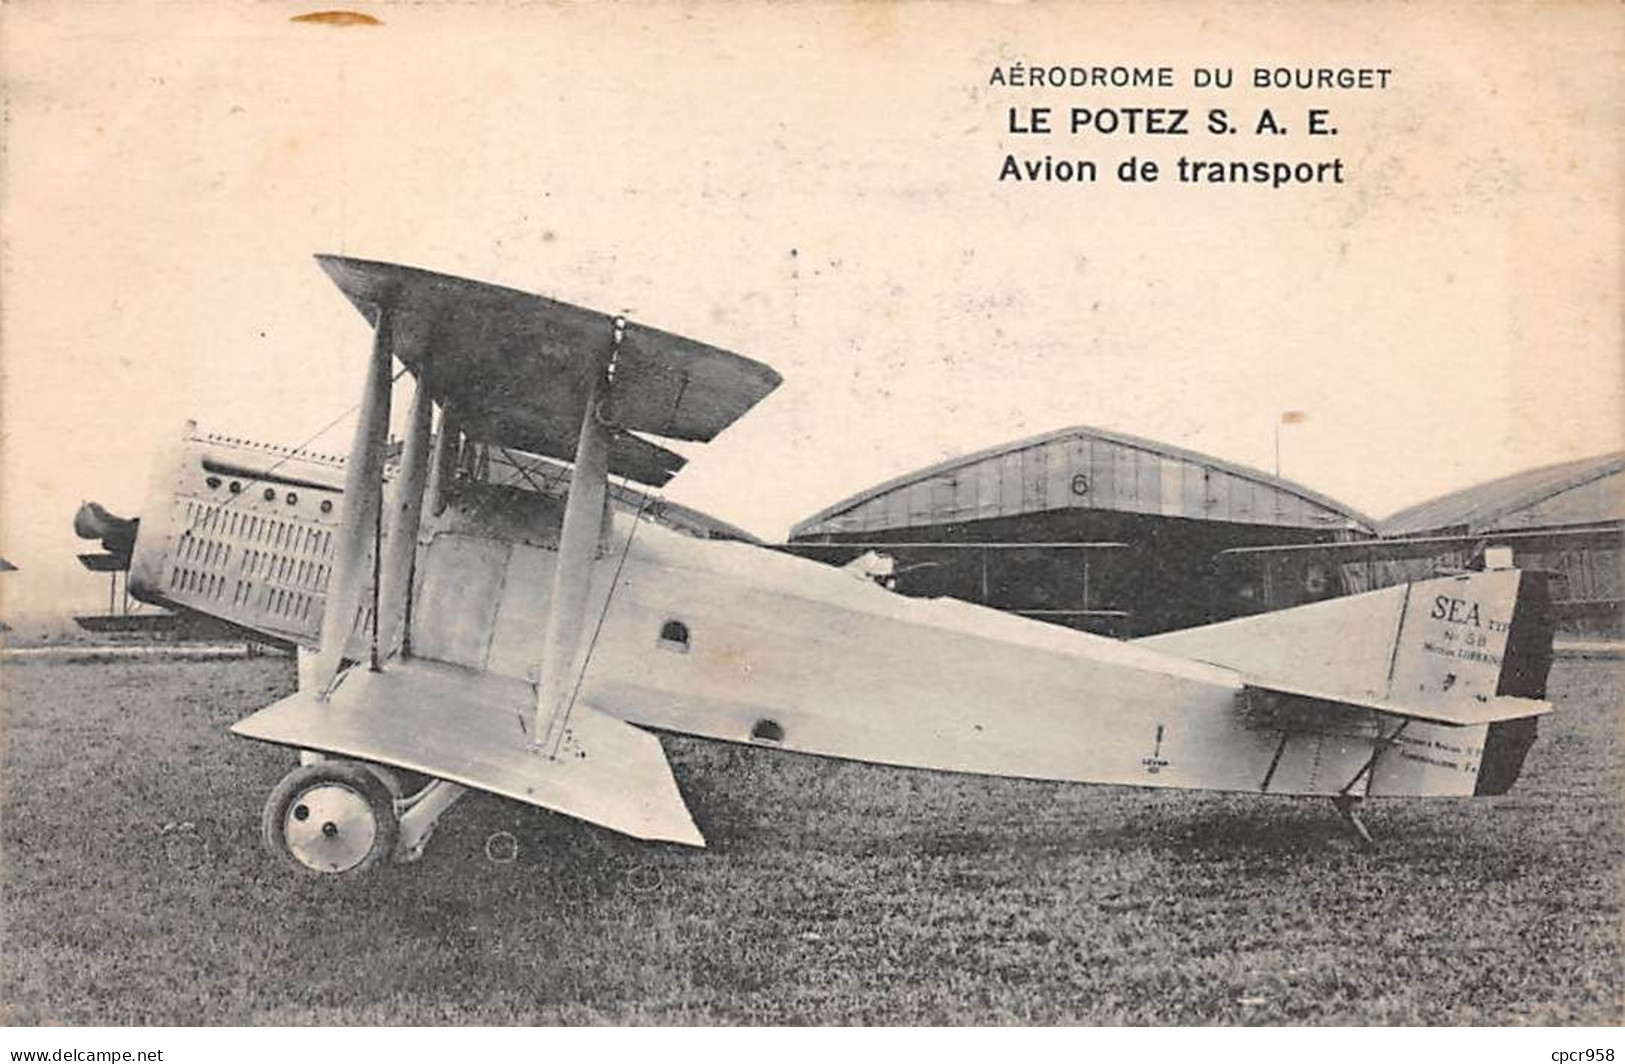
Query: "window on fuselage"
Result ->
[[659, 619, 690, 651]]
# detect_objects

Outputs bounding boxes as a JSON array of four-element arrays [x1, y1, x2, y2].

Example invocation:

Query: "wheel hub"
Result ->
[[283, 783, 379, 873]]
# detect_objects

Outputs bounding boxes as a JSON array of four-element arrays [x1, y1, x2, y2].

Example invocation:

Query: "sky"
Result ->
[[2, 0, 1621, 616]]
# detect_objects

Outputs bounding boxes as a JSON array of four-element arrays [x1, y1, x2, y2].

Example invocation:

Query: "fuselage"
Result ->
[[127, 436, 1505, 801], [402, 481, 1434, 797]]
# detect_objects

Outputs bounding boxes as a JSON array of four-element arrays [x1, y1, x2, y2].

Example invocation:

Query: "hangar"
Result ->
[[789, 429, 1621, 640], [786, 424, 1374, 637], [1376, 452, 1623, 637]]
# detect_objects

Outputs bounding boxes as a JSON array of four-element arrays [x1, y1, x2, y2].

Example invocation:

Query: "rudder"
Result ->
[[1476, 570, 1555, 795]]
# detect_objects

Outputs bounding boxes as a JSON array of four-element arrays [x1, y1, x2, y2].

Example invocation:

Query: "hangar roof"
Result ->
[[1381, 452, 1625, 536], [792, 424, 1375, 539]]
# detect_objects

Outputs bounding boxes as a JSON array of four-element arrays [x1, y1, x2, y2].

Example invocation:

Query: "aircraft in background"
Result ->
[[101, 256, 1556, 874]]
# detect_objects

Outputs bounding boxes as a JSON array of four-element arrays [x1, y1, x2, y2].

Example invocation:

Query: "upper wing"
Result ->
[[317, 255, 783, 486]]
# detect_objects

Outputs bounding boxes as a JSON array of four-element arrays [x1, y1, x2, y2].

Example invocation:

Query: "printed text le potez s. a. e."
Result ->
[[989, 63, 1393, 190]]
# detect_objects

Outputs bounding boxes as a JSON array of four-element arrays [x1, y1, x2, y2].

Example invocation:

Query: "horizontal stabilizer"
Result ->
[[316, 256, 782, 487], [77, 552, 127, 573], [1242, 678, 1551, 728], [230, 659, 704, 847]]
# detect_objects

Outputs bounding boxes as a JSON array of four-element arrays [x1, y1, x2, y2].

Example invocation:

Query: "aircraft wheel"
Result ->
[[262, 761, 398, 875]]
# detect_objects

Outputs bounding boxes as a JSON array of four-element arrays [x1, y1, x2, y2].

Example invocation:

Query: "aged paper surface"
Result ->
[[1, 0, 1621, 1029], [3, 1, 1619, 580]]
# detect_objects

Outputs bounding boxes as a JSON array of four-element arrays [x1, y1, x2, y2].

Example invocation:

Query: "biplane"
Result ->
[[120, 256, 1556, 875]]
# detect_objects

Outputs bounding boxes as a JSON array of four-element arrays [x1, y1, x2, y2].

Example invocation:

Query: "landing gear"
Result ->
[[261, 759, 468, 875], [262, 761, 398, 875], [395, 780, 467, 863], [1332, 795, 1376, 849]]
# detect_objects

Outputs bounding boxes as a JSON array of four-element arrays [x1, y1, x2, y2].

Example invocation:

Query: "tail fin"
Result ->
[[1140, 566, 1556, 792]]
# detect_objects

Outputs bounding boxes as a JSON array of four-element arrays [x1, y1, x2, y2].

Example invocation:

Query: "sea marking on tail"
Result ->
[[1139, 568, 1549, 726]]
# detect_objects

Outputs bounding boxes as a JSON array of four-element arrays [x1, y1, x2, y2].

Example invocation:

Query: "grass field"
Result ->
[[1, 655, 1619, 1025]]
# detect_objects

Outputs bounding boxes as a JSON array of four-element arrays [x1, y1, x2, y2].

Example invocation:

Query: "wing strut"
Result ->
[[378, 351, 436, 657], [313, 305, 395, 693], [534, 316, 622, 755]]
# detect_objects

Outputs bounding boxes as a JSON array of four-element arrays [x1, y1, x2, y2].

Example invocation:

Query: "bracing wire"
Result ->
[[547, 468, 656, 757], [188, 365, 410, 522], [496, 446, 568, 498]]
